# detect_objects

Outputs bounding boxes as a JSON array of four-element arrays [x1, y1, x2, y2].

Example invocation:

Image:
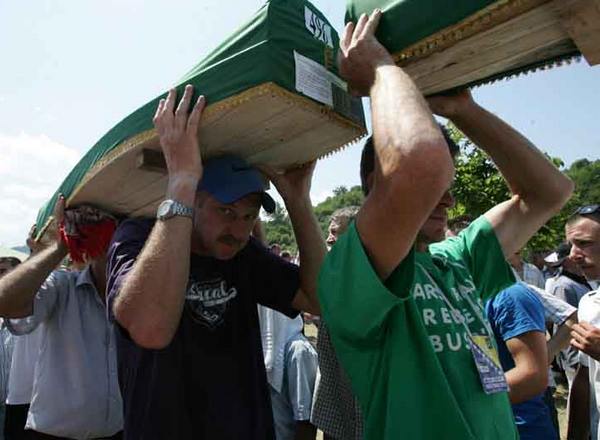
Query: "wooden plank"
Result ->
[[137, 148, 167, 174], [557, 0, 600, 65], [404, 2, 573, 94]]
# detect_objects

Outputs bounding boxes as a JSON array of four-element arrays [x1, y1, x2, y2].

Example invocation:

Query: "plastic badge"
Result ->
[[469, 335, 508, 394]]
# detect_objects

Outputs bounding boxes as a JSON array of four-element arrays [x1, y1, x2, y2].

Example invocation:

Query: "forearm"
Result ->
[[371, 66, 450, 177], [506, 365, 548, 404], [286, 197, 326, 314], [547, 315, 578, 363], [451, 104, 573, 210], [114, 178, 196, 349], [0, 242, 66, 318]]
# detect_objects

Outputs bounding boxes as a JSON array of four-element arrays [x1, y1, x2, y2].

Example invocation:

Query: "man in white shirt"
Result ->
[[0, 199, 122, 440], [564, 204, 600, 439], [258, 304, 318, 440]]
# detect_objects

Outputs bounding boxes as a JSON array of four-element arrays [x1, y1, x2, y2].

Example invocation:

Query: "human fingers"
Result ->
[[164, 88, 177, 116], [571, 338, 584, 351], [571, 323, 590, 338], [352, 13, 369, 45], [257, 164, 279, 182], [340, 22, 354, 53], [577, 322, 596, 332], [153, 98, 165, 126], [187, 95, 206, 134], [299, 160, 317, 176], [175, 85, 194, 131], [361, 8, 382, 38], [53, 194, 65, 224]]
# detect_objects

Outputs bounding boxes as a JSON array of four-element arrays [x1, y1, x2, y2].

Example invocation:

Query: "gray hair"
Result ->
[[331, 206, 360, 224]]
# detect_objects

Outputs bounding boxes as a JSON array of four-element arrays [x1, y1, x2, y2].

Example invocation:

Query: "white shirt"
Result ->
[[0, 322, 14, 404], [257, 305, 304, 393], [519, 262, 546, 289], [6, 320, 42, 405], [578, 288, 600, 440], [6, 268, 122, 439]]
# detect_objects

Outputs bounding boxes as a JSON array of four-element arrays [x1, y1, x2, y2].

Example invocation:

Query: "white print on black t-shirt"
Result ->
[[185, 278, 238, 329]]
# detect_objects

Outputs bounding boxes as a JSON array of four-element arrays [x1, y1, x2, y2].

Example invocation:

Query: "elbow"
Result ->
[[550, 175, 575, 212], [384, 138, 455, 194], [521, 368, 549, 401], [529, 174, 574, 214], [113, 302, 174, 350]]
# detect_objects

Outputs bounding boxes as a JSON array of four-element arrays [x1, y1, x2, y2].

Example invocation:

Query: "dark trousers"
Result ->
[[4, 404, 30, 440], [24, 431, 122, 440]]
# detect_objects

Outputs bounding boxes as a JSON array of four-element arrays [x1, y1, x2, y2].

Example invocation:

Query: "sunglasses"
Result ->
[[572, 204, 600, 216]]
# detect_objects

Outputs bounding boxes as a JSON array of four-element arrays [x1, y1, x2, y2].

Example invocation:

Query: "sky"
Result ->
[[1, 0, 599, 247]]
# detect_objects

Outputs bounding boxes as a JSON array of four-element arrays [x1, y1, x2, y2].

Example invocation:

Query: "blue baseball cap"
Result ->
[[198, 155, 276, 213]]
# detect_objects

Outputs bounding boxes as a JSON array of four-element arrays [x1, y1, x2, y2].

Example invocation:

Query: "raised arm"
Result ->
[[340, 11, 454, 279], [262, 162, 326, 315], [112, 85, 206, 349], [0, 197, 67, 318], [428, 91, 574, 257]]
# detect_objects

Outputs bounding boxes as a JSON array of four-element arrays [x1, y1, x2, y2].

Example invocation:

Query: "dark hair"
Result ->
[[447, 214, 474, 234], [359, 125, 459, 196], [567, 204, 600, 226], [0, 257, 21, 267]]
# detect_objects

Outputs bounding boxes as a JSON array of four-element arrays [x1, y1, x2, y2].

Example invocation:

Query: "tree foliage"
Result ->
[[262, 125, 599, 255], [263, 185, 364, 253], [448, 123, 600, 252]]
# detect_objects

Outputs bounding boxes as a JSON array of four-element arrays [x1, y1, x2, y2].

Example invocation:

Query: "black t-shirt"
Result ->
[[106, 219, 300, 440]]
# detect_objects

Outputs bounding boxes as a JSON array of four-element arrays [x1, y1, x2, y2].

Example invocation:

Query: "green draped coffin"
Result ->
[[347, 0, 600, 95], [36, 0, 366, 239]]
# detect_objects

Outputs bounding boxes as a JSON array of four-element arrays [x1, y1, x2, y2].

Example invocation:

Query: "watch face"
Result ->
[[157, 200, 173, 218]]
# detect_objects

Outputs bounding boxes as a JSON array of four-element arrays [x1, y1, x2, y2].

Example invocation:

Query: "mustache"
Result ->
[[218, 235, 243, 247]]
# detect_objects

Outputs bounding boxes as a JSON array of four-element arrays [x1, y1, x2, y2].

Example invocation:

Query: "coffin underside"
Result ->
[[398, 0, 596, 95], [67, 83, 365, 219]]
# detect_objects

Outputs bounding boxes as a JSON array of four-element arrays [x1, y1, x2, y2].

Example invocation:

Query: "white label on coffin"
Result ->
[[304, 6, 333, 48], [294, 51, 346, 107]]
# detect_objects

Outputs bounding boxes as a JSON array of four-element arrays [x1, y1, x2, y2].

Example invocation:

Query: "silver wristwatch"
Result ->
[[156, 199, 193, 221]]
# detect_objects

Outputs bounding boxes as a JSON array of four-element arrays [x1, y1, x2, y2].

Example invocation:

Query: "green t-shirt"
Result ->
[[318, 216, 518, 439]]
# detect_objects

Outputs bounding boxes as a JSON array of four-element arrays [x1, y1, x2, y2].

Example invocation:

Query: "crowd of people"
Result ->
[[0, 9, 598, 440]]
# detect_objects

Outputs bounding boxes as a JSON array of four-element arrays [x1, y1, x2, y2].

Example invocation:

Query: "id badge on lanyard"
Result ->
[[469, 335, 508, 394]]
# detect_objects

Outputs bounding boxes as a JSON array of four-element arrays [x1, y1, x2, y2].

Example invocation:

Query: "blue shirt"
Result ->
[[485, 283, 557, 440]]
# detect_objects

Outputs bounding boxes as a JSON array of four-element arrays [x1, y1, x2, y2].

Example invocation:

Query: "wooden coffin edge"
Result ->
[[393, 0, 553, 65], [36, 82, 367, 239]]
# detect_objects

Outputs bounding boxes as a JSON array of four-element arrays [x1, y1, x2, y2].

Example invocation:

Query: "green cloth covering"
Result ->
[[345, 0, 497, 55], [36, 0, 358, 238], [346, 0, 580, 91], [318, 216, 518, 439]]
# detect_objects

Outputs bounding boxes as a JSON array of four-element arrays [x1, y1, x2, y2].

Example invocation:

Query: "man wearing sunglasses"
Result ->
[[565, 204, 600, 439]]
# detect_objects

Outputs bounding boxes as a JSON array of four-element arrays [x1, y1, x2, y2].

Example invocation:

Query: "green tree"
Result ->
[[262, 202, 297, 253], [263, 133, 599, 256], [448, 123, 600, 253], [262, 185, 364, 251], [314, 185, 364, 234]]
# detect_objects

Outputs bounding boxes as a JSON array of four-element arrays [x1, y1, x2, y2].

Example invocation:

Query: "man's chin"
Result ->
[[583, 266, 600, 282]]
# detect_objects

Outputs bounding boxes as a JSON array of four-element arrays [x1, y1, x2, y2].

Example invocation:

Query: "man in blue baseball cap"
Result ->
[[105, 85, 326, 439]]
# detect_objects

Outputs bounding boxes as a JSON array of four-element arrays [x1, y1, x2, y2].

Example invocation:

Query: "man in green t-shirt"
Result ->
[[318, 9, 574, 440]]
